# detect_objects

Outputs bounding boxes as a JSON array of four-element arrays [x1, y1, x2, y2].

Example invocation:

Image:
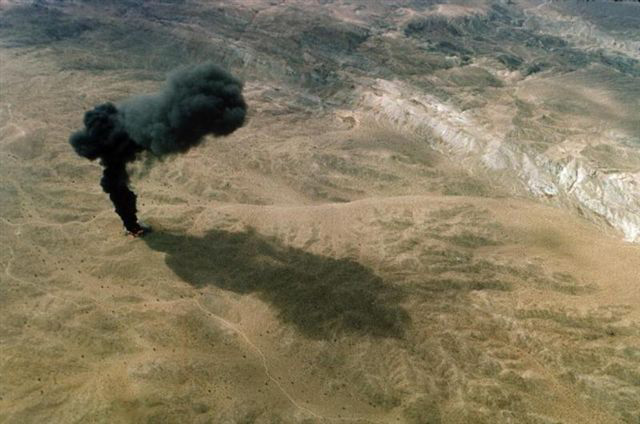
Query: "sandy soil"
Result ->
[[1, 2, 639, 423]]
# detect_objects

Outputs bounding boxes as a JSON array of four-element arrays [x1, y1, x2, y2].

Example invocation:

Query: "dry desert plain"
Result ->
[[1, 1, 640, 423]]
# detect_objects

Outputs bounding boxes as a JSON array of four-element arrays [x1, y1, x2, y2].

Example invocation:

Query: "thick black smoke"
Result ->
[[69, 63, 247, 235]]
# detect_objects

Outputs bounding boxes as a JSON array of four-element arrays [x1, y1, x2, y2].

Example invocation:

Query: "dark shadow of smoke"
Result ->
[[144, 229, 410, 340]]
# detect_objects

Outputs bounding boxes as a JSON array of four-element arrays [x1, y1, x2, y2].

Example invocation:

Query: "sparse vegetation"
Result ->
[[2, 0, 639, 422]]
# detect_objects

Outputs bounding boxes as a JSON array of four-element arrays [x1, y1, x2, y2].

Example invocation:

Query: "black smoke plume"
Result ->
[[69, 63, 247, 235]]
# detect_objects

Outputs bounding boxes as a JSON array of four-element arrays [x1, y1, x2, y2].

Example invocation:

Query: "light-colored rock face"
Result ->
[[1, 1, 639, 423], [360, 77, 640, 242]]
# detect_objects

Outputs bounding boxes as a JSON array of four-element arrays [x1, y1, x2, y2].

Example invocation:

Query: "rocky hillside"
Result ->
[[1, 1, 639, 423], [5, 0, 638, 239]]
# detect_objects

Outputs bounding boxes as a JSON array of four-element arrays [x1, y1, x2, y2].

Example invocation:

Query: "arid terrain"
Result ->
[[1, 1, 639, 423]]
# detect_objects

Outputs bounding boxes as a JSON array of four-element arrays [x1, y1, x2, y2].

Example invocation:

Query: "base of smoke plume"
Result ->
[[68, 63, 247, 232]]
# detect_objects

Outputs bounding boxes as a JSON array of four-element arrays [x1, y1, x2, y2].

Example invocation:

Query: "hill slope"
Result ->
[[1, 1, 639, 423]]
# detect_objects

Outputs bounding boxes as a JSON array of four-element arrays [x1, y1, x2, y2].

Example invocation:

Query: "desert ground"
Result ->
[[1, 1, 639, 423]]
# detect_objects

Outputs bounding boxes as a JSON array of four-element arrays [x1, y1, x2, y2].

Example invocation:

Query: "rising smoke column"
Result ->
[[69, 63, 247, 235]]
